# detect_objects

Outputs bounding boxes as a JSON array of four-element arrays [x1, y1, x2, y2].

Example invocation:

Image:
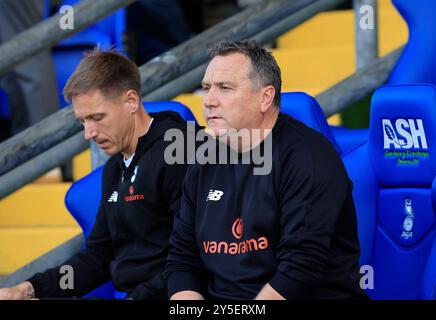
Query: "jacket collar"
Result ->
[[116, 111, 185, 172]]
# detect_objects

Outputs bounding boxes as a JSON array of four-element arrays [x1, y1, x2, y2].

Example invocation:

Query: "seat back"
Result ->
[[388, 0, 436, 85], [280, 92, 341, 154], [279, 94, 375, 253], [420, 177, 436, 299], [65, 166, 104, 238], [368, 84, 436, 299], [344, 84, 436, 299], [330, 126, 368, 155], [342, 141, 377, 266]]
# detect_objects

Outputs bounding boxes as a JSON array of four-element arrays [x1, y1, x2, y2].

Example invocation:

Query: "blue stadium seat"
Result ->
[[48, 0, 126, 108], [421, 179, 436, 299], [64, 101, 197, 299], [281, 92, 342, 154], [330, 126, 368, 155], [421, 178, 436, 299], [280, 92, 369, 155], [388, 0, 436, 85], [342, 84, 436, 299]]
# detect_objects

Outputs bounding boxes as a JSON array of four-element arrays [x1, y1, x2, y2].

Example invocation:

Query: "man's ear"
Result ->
[[260, 85, 275, 113], [126, 90, 140, 114]]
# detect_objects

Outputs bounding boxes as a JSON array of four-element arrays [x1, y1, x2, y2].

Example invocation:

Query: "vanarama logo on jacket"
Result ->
[[124, 165, 145, 202], [202, 218, 269, 255]]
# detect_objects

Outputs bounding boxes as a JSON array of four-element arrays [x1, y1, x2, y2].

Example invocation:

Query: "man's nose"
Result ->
[[203, 88, 219, 109], [84, 122, 97, 140]]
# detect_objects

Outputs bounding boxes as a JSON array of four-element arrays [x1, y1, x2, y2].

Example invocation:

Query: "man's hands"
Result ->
[[169, 284, 285, 300], [255, 283, 285, 300], [170, 290, 205, 300], [0, 281, 35, 300]]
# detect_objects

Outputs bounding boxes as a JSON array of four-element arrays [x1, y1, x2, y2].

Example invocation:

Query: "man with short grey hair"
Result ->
[[166, 40, 367, 300]]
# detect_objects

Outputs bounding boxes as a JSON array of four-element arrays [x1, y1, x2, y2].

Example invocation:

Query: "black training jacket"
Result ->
[[166, 112, 368, 300], [28, 111, 194, 299]]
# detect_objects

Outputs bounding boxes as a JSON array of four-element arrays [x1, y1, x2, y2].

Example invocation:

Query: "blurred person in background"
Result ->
[[0, 0, 59, 136]]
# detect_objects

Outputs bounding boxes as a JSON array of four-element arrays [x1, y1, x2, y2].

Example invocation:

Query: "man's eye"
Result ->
[[93, 115, 103, 121]]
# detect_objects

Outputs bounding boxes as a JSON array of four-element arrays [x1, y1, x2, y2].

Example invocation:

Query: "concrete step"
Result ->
[[0, 182, 81, 275], [0, 183, 76, 227]]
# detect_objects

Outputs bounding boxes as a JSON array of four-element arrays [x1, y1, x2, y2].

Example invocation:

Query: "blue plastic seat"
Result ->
[[282, 85, 436, 299], [64, 101, 197, 298], [330, 126, 368, 155], [280, 92, 342, 154], [342, 84, 436, 299], [388, 0, 436, 85]]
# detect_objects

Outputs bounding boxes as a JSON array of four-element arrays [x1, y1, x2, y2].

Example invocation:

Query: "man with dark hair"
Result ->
[[0, 50, 192, 300], [166, 40, 367, 300]]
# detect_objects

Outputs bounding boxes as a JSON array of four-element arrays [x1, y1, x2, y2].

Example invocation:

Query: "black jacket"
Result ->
[[28, 111, 193, 299], [166, 113, 368, 300]]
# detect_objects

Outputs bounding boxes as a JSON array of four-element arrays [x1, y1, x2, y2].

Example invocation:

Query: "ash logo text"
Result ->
[[382, 118, 429, 166], [383, 119, 427, 150]]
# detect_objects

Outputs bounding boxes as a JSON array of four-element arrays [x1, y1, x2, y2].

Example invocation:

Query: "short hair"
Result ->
[[209, 40, 282, 108], [63, 49, 141, 102]]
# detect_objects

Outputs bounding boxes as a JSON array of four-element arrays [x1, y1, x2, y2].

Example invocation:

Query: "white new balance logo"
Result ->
[[206, 190, 223, 201], [108, 191, 118, 203]]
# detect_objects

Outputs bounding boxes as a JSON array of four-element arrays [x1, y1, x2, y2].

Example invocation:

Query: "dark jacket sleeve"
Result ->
[[27, 172, 115, 298], [126, 162, 188, 300], [268, 139, 351, 299], [165, 165, 209, 298]]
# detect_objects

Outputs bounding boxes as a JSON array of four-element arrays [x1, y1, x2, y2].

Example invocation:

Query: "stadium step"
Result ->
[[0, 183, 81, 274], [277, 0, 407, 53]]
